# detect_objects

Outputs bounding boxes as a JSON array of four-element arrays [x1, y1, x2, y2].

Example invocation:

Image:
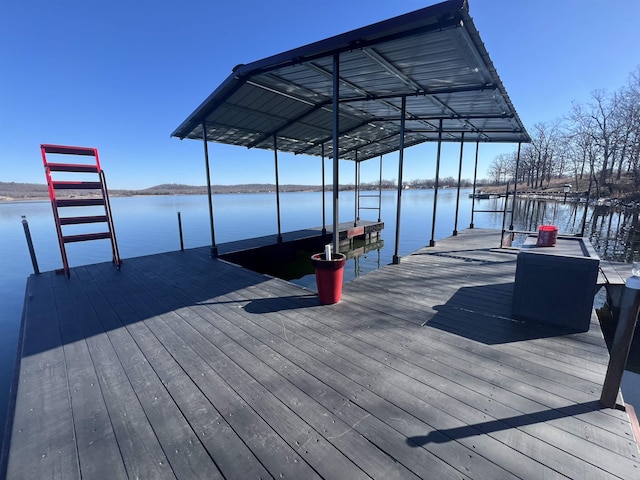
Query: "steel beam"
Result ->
[[453, 132, 465, 236], [274, 134, 282, 243], [332, 53, 340, 255], [202, 122, 218, 257], [430, 119, 443, 247], [321, 143, 326, 235], [339, 84, 500, 104], [393, 96, 407, 264], [509, 142, 522, 232], [470, 141, 479, 228], [354, 152, 360, 226], [378, 155, 383, 222]]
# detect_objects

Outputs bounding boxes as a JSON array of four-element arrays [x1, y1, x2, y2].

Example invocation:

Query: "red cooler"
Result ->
[[311, 253, 346, 304], [536, 225, 558, 247]]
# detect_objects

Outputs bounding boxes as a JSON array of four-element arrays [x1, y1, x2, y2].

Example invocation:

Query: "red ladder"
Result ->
[[41, 144, 122, 277]]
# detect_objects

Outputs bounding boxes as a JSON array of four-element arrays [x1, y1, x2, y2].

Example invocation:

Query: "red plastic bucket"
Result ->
[[311, 253, 346, 305], [536, 225, 558, 247]]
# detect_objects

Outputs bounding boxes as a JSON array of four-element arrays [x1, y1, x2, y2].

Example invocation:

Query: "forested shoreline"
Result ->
[[486, 66, 640, 200]]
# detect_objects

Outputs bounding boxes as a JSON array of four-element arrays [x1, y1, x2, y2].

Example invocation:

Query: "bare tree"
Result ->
[[521, 121, 565, 189], [487, 153, 511, 185], [617, 68, 640, 186], [487, 65, 640, 198], [571, 89, 620, 186]]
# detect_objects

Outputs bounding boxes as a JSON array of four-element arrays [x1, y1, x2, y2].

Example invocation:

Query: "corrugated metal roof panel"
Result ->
[[173, 0, 529, 162]]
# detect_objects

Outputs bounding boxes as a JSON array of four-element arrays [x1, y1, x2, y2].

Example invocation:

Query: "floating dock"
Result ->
[[2, 228, 639, 479], [216, 220, 384, 255]]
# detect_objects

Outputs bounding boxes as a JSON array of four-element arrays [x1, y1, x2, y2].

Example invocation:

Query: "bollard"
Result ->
[[600, 273, 640, 408], [177, 211, 184, 251], [21, 216, 40, 274]]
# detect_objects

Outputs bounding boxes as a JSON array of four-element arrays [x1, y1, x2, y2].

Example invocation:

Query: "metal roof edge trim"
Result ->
[[460, 5, 531, 143], [171, 0, 467, 140], [231, 0, 466, 78]]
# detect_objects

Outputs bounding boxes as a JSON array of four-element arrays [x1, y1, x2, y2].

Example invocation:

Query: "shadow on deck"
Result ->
[[428, 282, 590, 344]]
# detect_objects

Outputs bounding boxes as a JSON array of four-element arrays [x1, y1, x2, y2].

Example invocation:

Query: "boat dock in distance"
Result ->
[[2, 228, 639, 479]]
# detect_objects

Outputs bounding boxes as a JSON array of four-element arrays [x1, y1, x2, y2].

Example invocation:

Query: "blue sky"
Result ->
[[1, 0, 639, 189]]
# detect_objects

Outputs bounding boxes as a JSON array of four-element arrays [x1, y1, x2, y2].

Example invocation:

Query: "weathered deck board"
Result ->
[[71, 266, 223, 480], [5, 228, 640, 479], [9, 273, 80, 480], [54, 277, 129, 480], [62, 270, 178, 480], [75, 264, 293, 480]]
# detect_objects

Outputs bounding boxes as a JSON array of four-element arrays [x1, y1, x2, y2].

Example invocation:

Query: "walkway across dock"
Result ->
[[3, 229, 639, 479]]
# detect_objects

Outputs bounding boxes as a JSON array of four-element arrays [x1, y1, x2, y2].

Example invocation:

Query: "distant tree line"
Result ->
[[1, 179, 487, 200], [340, 177, 482, 190], [488, 66, 640, 198], [406, 177, 476, 189]]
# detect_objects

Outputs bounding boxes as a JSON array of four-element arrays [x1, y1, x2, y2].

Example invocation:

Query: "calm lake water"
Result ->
[[1, 189, 639, 444]]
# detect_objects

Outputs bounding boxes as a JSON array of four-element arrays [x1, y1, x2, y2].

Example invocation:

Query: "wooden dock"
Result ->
[[3, 228, 639, 479]]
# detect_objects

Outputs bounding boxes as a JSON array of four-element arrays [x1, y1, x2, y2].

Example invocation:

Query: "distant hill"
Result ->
[[0, 181, 49, 200], [140, 183, 322, 195], [0, 181, 330, 201]]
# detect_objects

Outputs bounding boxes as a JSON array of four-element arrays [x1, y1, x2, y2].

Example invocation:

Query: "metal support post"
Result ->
[[600, 274, 640, 408], [321, 143, 326, 235], [354, 154, 359, 226], [470, 141, 479, 229], [509, 143, 522, 232], [21, 216, 39, 274], [177, 212, 184, 251], [500, 183, 510, 247], [332, 53, 340, 256], [274, 134, 282, 243], [378, 155, 383, 222], [429, 119, 443, 247], [393, 96, 407, 264], [453, 133, 464, 236], [202, 122, 218, 257]]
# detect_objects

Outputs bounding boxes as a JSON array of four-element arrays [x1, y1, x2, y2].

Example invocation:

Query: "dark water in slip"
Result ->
[[1, 190, 639, 448]]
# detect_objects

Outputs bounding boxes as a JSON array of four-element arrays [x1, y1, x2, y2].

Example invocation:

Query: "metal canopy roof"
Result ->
[[172, 0, 530, 162]]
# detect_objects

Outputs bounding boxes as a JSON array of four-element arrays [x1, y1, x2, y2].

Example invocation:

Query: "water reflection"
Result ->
[[487, 196, 640, 264]]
